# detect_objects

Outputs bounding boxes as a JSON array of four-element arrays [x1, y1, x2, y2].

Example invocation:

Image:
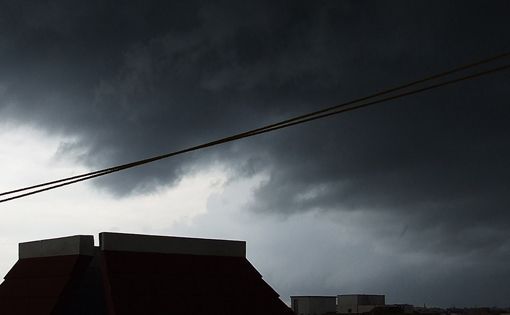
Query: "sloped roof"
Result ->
[[101, 250, 293, 315], [0, 254, 96, 315], [0, 233, 293, 315]]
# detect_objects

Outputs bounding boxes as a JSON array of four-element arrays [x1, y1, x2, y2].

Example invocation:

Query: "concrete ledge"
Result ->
[[19, 235, 95, 259], [99, 232, 246, 257]]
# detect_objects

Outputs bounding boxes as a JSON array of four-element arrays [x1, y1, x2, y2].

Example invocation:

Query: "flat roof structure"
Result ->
[[0, 232, 293, 315], [19, 235, 95, 258], [338, 294, 386, 314], [290, 296, 336, 298], [99, 232, 246, 257], [290, 296, 337, 315]]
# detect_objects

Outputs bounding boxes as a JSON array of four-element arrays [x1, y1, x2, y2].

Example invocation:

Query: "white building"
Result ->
[[291, 296, 337, 315], [337, 294, 385, 314]]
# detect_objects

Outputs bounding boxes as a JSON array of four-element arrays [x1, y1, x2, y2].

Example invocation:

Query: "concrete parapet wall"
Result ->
[[19, 235, 95, 259], [99, 232, 246, 257]]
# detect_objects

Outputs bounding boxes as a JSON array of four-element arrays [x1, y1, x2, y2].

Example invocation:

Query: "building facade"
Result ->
[[0, 232, 294, 315], [337, 294, 385, 314], [291, 296, 337, 315]]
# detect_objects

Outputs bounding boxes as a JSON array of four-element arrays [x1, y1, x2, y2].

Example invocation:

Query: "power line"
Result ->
[[1, 53, 509, 203], [2, 52, 509, 199]]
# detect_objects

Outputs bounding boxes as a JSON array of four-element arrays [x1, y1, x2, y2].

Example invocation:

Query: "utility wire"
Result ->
[[2, 51, 509, 199], [1, 54, 509, 203]]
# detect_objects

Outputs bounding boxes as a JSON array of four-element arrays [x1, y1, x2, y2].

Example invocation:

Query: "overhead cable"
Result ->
[[1, 52, 509, 203]]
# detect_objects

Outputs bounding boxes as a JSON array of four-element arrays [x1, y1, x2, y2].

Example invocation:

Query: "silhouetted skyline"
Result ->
[[0, 1, 509, 307]]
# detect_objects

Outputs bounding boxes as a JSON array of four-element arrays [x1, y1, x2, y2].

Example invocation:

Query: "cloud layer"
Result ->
[[1, 0, 509, 306]]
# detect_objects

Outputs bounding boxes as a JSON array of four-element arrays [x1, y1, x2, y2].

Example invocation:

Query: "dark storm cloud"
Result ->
[[1, 0, 510, 305]]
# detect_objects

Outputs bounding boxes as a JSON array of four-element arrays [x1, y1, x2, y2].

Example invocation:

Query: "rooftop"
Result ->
[[1, 232, 291, 315]]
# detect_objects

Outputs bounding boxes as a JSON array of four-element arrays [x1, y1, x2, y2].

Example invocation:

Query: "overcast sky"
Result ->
[[1, 0, 509, 308]]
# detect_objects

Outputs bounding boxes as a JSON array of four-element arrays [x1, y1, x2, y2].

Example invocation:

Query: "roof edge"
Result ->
[[19, 235, 95, 259], [99, 232, 246, 257], [291, 296, 336, 298]]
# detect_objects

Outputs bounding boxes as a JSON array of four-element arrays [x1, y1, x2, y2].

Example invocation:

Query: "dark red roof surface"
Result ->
[[0, 255, 93, 315], [0, 249, 293, 315], [101, 250, 293, 315]]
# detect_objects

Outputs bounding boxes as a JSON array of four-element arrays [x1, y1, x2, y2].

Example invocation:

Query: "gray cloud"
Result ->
[[1, 0, 509, 306]]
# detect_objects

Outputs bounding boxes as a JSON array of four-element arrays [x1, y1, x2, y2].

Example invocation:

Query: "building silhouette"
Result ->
[[0, 232, 293, 315], [291, 294, 386, 315], [291, 296, 337, 315], [337, 294, 386, 314]]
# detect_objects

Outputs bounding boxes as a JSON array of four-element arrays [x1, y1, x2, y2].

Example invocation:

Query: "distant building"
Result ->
[[367, 304, 415, 315], [0, 232, 293, 315], [291, 296, 337, 315], [337, 294, 385, 314]]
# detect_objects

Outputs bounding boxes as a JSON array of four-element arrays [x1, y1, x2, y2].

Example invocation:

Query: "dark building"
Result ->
[[337, 294, 386, 314], [0, 232, 294, 315], [290, 295, 337, 315]]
